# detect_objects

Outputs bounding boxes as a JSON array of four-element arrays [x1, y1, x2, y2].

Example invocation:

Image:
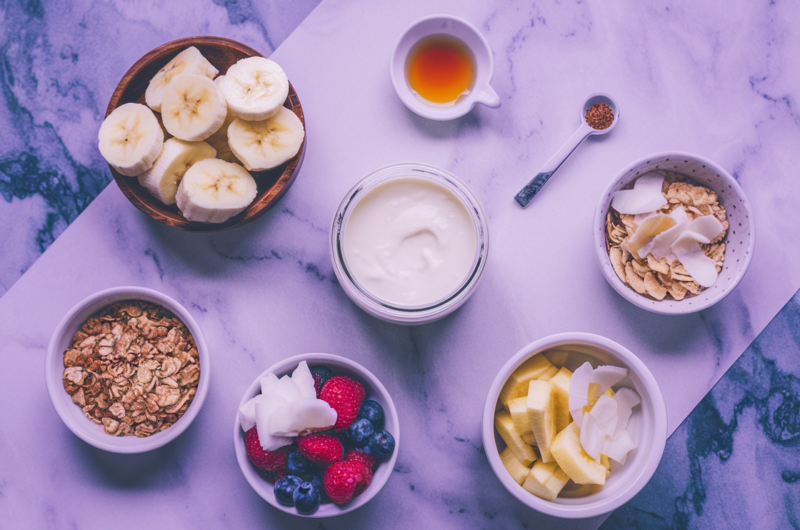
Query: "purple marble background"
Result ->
[[1, 0, 800, 528]]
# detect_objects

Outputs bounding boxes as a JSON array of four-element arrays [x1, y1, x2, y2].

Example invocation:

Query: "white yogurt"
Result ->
[[343, 176, 477, 306]]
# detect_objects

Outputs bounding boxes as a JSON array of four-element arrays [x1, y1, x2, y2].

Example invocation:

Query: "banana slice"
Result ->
[[145, 46, 218, 112], [161, 74, 227, 142], [217, 57, 288, 121], [98, 103, 164, 177], [203, 76, 241, 164], [137, 138, 216, 205], [176, 158, 257, 223], [227, 107, 304, 171]]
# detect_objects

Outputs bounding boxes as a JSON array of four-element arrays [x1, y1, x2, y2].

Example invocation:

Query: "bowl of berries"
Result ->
[[233, 353, 399, 517]]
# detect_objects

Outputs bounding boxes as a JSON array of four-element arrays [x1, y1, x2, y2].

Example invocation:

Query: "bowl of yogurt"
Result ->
[[330, 162, 489, 324]]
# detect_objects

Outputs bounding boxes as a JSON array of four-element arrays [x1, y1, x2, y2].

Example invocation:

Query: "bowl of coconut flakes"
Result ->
[[594, 152, 755, 315]]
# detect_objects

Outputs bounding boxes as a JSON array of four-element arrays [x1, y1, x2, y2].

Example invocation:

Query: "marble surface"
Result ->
[[1, 0, 800, 528], [604, 290, 800, 529]]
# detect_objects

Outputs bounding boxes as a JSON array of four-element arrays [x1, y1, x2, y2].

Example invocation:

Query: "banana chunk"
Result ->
[[145, 46, 218, 112], [161, 74, 227, 142], [137, 138, 216, 205], [227, 107, 305, 172], [98, 103, 164, 177], [218, 57, 289, 121], [203, 76, 241, 164], [176, 158, 257, 224]]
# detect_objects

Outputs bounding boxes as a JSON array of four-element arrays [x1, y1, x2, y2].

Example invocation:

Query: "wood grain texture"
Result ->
[[105, 36, 305, 232]]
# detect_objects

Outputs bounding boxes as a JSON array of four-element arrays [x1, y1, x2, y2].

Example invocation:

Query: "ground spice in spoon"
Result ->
[[585, 103, 614, 130]]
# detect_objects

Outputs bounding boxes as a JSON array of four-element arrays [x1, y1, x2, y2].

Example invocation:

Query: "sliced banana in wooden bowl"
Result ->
[[101, 37, 305, 232]]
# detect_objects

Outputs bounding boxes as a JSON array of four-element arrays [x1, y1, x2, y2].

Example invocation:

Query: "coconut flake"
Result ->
[[667, 214, 725, 287], [579, 413, 606, 462], [590, 365, 627, 395], [255, 392, 292, 451], [633, 211, 657, 227], [276, 374, 302, 402], [291, 361, 317, 399], [672, 236, 719, 287], [260, 372, 280, 396], [569, 362, 594, 427], [268, 398, 337, 437], [238, 395, 261, 432], [589, 395, 619, 437], [627, 215, 680, 259], [612, 388, 641, 438], [638, 207, 689, 259], [686, 214, 725, 242], [611, 173, 667, 215], [601, 430, 637, 465]]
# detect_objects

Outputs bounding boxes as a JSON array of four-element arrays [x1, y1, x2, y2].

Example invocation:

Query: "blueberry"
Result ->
[[357, 400, 385, 430], [274, 475, 303, 506], [346, 418, 374, 447], [293, 482, 321, 515], [311, 474, 331, 504], [287, 450, 314, 477], [310, 366, 333, 395], [368, 429, 395, 459]]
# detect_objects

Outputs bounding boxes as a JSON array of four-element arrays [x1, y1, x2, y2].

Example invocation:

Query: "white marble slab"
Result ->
[[2, 0, 800, 528]]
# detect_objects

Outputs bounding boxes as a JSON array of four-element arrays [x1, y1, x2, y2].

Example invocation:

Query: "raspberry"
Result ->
[[298, 434, 344, 466], [244, 427, 289, 480], [345, 448, 376, 471], [320, 376, 365, 431], [353, 463, 373, 497], [323, 459, 373, 505]]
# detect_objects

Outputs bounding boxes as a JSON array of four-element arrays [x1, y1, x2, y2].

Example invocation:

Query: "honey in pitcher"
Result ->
[[405, 34, 476, 105]]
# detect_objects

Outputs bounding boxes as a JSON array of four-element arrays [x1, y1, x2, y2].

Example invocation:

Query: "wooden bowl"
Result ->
[[104, 36, 305, 232]]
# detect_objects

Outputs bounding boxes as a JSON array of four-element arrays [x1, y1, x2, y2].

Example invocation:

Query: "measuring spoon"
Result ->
[[514, 94, 619, 208]]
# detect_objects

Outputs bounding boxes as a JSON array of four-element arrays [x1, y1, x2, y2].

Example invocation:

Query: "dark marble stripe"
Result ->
[[603, 290, 800, 530], [0, 0, 109, 252], [213, 0, 276, 51]]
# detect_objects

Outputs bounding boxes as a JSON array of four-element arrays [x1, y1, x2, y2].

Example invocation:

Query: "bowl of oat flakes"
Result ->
[[45, 286, 209, 453], [594, 152, 755, 315]]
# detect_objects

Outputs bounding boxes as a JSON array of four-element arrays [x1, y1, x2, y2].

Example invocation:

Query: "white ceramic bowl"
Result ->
[[594, 151, 755, 314], [390, 14, 501, 120], [234, 353, 400, 518], [482, 333, 667, 519], [45, 286, 210, 454]]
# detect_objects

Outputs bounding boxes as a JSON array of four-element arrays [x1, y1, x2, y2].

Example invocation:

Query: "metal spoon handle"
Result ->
[[514, 124, 593, 208]]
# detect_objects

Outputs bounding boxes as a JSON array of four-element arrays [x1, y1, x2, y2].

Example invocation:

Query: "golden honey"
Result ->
[[405, 34, 476, 105]]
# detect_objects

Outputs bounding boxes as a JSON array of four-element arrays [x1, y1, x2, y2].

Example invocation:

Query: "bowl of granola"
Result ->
[[45, 286, 209, 453], [594, 152, 755, 314]]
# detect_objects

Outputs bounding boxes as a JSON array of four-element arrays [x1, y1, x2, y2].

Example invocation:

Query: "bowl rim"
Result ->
[[593, 150, 756, 315], [481, 332, 667, 519], [44, 286, 210, 454], [232, 352, 400, 518], [105, 35, 305, 232]]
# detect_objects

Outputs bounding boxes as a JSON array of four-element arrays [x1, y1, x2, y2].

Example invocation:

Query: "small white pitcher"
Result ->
[[391, 14, 501, 121]]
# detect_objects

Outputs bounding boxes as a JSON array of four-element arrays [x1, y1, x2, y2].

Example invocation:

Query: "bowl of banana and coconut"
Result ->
[[98, 36, 305, 231], [482, 333, 667, 518]]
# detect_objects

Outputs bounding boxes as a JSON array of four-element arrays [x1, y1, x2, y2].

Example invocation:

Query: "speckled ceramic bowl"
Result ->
[[594, 152, 755, 314], [483, 333, 667, 519], [45, 286, 210, 453], [233, 353, 400, 518]]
